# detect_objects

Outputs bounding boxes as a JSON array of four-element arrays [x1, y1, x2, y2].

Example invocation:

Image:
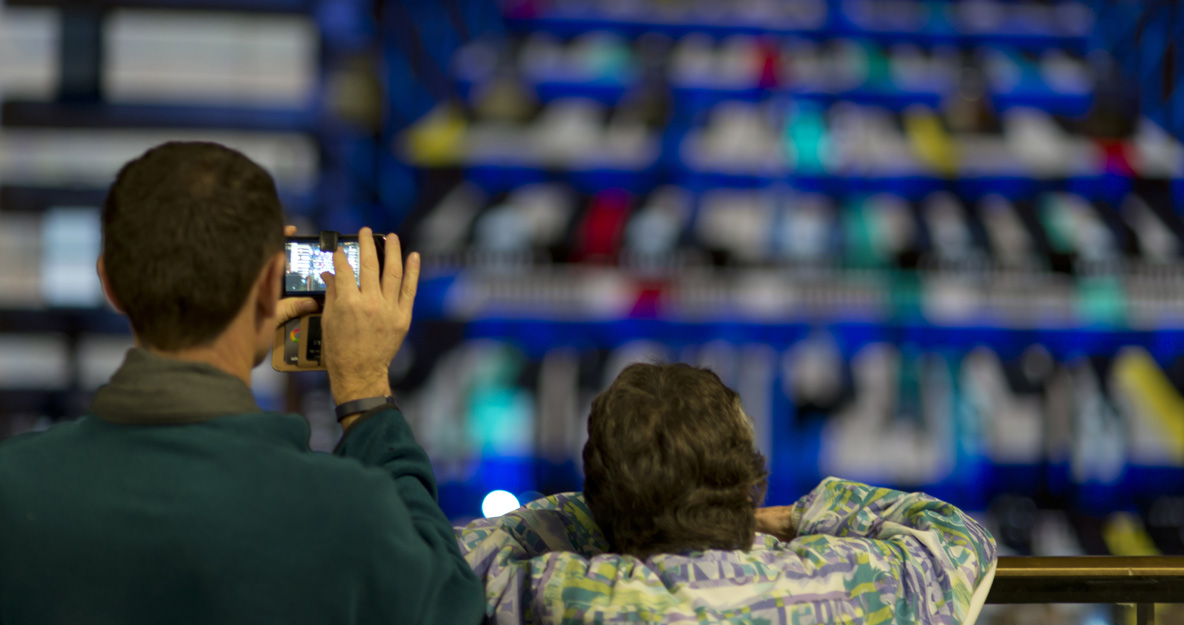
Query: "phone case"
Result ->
[[271, 314, 326, 372]]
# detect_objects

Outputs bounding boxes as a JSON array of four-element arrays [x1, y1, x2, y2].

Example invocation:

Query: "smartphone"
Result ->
[[274, 233, 385, 373], [283, 234, 385, 297]]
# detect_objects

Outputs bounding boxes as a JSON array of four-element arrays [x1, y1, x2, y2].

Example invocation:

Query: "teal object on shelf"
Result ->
[[863, 41, 894, 91], [1077, 277, 1126, 327], [786, 101, 828, 174]]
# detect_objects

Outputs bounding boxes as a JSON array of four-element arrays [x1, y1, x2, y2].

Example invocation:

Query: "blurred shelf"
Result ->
[[1, 100, 317, 133], [669, 171, 1148, 197], [0, 184, 319, 216], [0, 186, 106, 213], [506, 10, 1090, 54], [6, 269, 1175, 344], [457, 162, 659, 194], [409, 267, 1184, 342], [414, 307, 1184, 360], [0, 308, 128, 334], [4, 0, 312, 13], [458, 77, 1093, 117], [406, 156, 1163, 199], [505, 13, 827, 40], [0, 390, 71, 414]]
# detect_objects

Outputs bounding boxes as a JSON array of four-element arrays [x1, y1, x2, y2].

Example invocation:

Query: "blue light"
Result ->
[[481, 490, 521, 518]]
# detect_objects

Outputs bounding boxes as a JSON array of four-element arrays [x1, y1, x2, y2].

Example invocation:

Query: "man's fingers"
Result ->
[[382, 233, 404, 305], [399, 252, 420, 314], [276, 297, 318, 325], [331, 248, 358, 296], [357, 227, 380, 294], [321, 272, 336, 303], [284, 225, 297, 236]]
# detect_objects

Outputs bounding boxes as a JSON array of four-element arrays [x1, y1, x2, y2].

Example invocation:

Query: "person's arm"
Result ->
[[336, 407, 484, 625], [318, 228, 482, 622], [455, 493, 603, 621], [768, 477, 997, 624]]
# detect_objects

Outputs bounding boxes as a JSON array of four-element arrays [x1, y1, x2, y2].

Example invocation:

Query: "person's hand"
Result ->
[[275, 225, 318, 326], [320, 226, 420, 408], [755, 505, 797, 542]]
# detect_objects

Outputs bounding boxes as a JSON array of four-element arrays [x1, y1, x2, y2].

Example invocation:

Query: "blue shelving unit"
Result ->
[[388, 0, 1184, 530]]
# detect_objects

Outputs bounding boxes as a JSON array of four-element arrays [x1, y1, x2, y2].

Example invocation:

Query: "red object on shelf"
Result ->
[[573, 188, 633, 263], [502, 0, 546, 19], [757, 38, 781, 91], [1096, 139, 1136, 177], [630, 282, 667, 319]]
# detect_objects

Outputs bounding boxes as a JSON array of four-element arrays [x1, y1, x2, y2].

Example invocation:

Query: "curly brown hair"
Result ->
[[582, 363, 769, 559]]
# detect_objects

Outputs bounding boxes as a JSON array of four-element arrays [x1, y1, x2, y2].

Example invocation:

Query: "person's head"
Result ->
[[582, 363, 769, 559], [98, 141, 285, 363]]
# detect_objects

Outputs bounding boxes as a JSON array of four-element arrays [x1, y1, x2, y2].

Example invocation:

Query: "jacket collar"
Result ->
[[91, 348, 262, 424]]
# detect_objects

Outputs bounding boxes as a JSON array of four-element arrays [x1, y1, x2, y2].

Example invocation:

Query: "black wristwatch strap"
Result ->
[[335, 395, 398, 421]]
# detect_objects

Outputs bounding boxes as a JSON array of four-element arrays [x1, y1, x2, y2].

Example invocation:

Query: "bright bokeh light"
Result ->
[[481, 490, 521, 518]]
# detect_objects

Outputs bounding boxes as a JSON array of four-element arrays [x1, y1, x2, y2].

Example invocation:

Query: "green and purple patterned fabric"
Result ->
[[456, 477, 996, 624]]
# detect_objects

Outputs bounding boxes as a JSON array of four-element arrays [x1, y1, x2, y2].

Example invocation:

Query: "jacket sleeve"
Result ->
[[783, 477, 997, 625], [455, 493, 605, 623], [335, 407, 484, 625]]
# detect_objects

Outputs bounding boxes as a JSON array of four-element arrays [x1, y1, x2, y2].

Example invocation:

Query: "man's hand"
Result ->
[[755, 506, 798, 542], [275, 225, 318, 327], [320, 226, 420, 407]]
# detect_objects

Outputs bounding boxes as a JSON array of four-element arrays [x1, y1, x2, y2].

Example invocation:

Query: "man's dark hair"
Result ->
[[582, 363, 769, 559], [101, 141, 284, 350]]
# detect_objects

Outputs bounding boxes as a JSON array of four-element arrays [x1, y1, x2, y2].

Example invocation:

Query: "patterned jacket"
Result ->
[[456, 477, 997, 624]]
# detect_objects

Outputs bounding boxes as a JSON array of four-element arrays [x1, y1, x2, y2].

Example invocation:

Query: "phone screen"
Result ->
[[284, 240, 361, 295]]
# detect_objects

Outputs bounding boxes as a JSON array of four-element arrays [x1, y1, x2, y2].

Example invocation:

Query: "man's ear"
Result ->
[[96, 256, 126, 314], [256, 252, 285, 321]]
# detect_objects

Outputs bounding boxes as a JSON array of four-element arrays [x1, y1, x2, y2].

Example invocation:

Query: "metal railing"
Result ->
[[987, 556, 1184, 625]]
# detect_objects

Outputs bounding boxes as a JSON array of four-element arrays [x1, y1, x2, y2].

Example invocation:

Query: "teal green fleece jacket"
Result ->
[[0, 349, 483, 625]]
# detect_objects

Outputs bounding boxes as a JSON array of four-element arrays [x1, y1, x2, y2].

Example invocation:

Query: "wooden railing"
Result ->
[[987, 556, 1184, 625]]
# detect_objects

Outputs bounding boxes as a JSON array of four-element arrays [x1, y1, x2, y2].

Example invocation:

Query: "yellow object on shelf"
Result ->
[[1102, 512, 1161, 557], [404, 104, 467, 167], [1113, 347, 1184, 465], [904, 105, 958, 177]]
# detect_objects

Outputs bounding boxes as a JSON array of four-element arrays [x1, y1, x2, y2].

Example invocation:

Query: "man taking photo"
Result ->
[[0, 142, 483, 624]]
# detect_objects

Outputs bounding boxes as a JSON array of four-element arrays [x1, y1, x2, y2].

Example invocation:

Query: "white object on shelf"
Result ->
[[41, 207, 104, 308], [979, 194, 1034, 265], [0, 129, 318, 193], [820, 343, 956, 485], [923, 191, 975, 261], [1123, 194, 1179, 263], [1040, 49, 1093, 96], [682, 100, 786, 174], [1131, 117, 1184, 178], [961, 346, 1044, 464], [696, 188, 775, 262], [0, 6, 57, 100], [0, 335, 69, 389], [105, 9, 317, 108], [418, 183, 485, 254], [1003, 107, 1096, 178], [0, 213, 42, 306], [79, 336, 134, 391]]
